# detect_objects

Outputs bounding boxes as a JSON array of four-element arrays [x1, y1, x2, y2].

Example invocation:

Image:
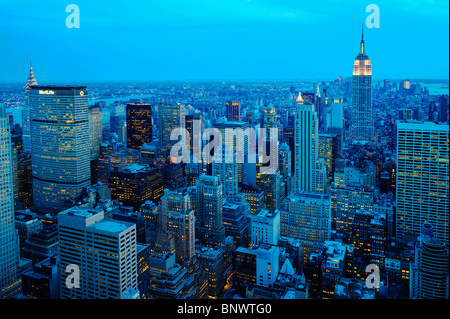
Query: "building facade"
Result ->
[[29, 86, 91, 210]]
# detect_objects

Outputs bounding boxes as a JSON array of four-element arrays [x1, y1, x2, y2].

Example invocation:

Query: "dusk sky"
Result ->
[[0, 0, 448, 82]]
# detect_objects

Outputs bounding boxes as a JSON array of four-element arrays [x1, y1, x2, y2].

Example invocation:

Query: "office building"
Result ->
[[318, 133, 339, 184], [109, 163, 164, 211], [0, 104, 21, 299], [195, 174, 225, 248], [147, 253, 197, 299], [280, 191, 331, 265], [158, 188, 196, 267], [58, 206, 138, 299], [256, 243, 280, 288], [29, 86, 90, 210], [410, 223, 449, 299], [396, 121, 449, 245], [21, 256, 60, 299], [226, 101, 241, 122], [241, 184, 265, 215], [234, 247, 257, 286], [126, 103, 152, 150], [158, 103, 185, 161], [439, 94, 449, 123], [351, 29, 374, 142], [212, 119, 250, 196], [22, 60, 38, 154], [21, 224, 59, 265], [260, 171, 283, 212], [249, 209, 280, 249], [89, 106, 103, 159], [196, 237, 234, 297], [223, 195, 250, 248], [321, 240, 347, 299], [294, 92, 323, 192]]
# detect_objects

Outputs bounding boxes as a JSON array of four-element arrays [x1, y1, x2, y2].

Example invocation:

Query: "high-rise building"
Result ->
[[263, 103, 278, 140], [321, 240, 347, 299], [332, 185, 374, 234], [223, 195, 250, 248], [22, 60, 38, 154], [330, 98, 344, 130], [158, 188, 196, 267], [126, 103, 152, 150], [351, 29, 374, 143], [58, 206, 138, 299], [21, 256, 60, 299], [158, 103, 185, 161], [260, 171, 283, 212], [249, 209, 280, 249], [256, 243, 280, 288], [396, 121, 449, 245], [294, 92, 324, 192], [439, 94, 449, 123], [196, 237, 234, 298], [318, 133, 338, 184], [241, 184, 265, 215], [195, 174, 225, 248], [212, 119, 250, 197], [0, 104, 21, 299], [109, 163, 163, 211], [410, 223, 449, 299], [280, 191, 331, 265], [226, 101, 241, 122], [29, 86, 91, 210], [278, 142, 291, 179], [89, 106, 103, 159]]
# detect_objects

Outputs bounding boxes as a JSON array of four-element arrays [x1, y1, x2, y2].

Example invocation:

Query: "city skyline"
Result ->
[[0, 0, 449, 305], [0, 0, 449, 83]]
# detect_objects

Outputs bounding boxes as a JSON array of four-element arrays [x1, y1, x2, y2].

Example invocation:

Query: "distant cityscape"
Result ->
[[0, 30, 449, 302]]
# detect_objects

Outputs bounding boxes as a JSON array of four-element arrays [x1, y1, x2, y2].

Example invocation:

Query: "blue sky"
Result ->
[[0, 0, 448, 82]]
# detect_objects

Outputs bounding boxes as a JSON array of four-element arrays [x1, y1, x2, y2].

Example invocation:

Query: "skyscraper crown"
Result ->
[[25, 59, 38, 94]]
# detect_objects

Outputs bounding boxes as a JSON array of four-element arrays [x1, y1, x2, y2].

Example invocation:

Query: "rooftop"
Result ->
[[90, 220, 128, 233]]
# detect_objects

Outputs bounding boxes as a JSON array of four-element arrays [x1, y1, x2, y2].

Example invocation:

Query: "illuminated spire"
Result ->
[[25, 58, 38, 94], [360, 25, 365, 55], [296, 92, 304, 103]]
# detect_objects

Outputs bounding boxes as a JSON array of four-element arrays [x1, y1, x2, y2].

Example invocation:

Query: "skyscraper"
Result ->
[[22, 60, 38, 154], [195, 174, 225, 248], [351, 29, 374, 143], [0, 104, 21, 299], [226, 101, 241, 122], [89, 106, 102, 159], [158, 188, 196, 267], [126, 103, 152, 150], [280, 191, 331, 265], [263, 103, 278, 140], [294, 92, 323, 192], [58, 206, 138, 299], [109, 163, 164, 211], [439, 94, 449, 123], [396, 121, 449, 245], [158, 103, 185, 161], [29, 86, 91, 210], [212, 119, 249, 197], [410, 223, 449, 299]]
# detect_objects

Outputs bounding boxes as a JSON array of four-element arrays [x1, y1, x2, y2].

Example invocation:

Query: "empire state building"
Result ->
[[351, 29, 374, 143]]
